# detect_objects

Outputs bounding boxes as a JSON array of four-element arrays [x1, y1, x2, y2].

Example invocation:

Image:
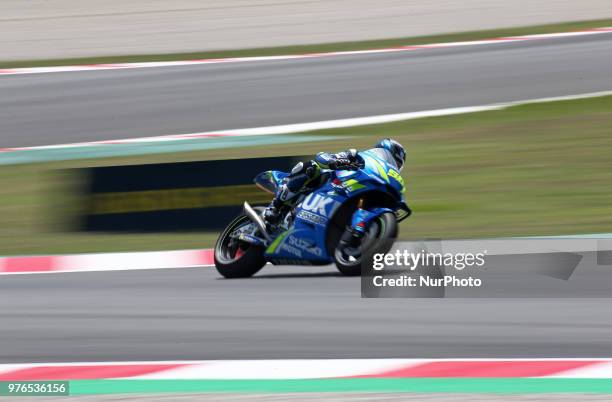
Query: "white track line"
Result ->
[[1, 27, 611, 77], [2, 90, 612, 154]]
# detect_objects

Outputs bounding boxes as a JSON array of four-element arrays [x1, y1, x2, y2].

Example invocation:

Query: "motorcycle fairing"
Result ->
[[350, 207, 394, 233], [254, 170, 289, 194], [264, 189, 344, 263], [259, 151, 410, 264]]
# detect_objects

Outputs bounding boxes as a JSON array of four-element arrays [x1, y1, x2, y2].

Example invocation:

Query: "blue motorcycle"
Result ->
[[214, 149, 411, 278]]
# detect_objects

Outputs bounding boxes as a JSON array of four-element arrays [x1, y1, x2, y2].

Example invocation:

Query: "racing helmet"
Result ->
[[374, 138, 406, 170]]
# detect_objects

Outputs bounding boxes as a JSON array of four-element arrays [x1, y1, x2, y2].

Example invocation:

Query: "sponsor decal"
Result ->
[[388, 169, 405, 192], [280, 242, 303, 258], [288, 236, 323, 257], [237, 233, 265, 246], [296, 210, 327, 226], [301, 194, 338, 216]]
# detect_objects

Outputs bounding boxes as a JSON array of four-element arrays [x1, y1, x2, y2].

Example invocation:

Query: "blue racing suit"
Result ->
[[263, 149, 358, 224]]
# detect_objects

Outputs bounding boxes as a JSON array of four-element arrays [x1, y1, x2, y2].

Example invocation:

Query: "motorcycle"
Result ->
[[214, 149, 411, 278]]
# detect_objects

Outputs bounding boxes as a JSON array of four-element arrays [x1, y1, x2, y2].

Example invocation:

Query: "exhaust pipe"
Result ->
[[243, 201, 272, 242]]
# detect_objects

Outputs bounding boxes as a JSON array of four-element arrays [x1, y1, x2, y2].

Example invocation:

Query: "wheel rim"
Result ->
[[215, 216, 253, 264], [335, 217, 384, 267]]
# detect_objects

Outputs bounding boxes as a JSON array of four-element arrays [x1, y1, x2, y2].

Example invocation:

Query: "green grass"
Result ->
[[1, 95, 612, 256], [2, 19, 612, 68]]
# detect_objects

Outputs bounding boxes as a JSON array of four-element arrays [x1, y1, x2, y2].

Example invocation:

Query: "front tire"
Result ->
[[334, 212, 397, 276], [214, 215, 266, 278]]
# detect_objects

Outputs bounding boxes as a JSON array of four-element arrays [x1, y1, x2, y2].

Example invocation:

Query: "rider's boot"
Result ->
[[263, 183, 297, 230], [263, 198, 283, 229], [262, 161, 317, 230]]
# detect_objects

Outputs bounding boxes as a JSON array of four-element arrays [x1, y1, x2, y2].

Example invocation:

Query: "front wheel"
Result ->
[[214, 215, 266, 278], [334, 212, 397, 276]]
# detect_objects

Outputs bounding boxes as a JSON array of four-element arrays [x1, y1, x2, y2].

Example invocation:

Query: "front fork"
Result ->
[[341, 199, 393, 247]]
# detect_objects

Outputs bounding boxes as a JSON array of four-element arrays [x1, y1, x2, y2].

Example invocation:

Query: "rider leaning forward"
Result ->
[[263, 138, 406, 248]]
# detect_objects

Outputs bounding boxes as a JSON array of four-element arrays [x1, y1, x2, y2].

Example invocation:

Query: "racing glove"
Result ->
[[315, 149, 359, 170], [329, 158, 353, 170], [331, 149, 359, 169]]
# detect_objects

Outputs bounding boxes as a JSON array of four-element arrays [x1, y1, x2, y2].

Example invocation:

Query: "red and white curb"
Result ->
[[0, 249, 214, 275], [2, 234, 610, 275], [1, 27, 611, 77], [1, 359, 612, 380]]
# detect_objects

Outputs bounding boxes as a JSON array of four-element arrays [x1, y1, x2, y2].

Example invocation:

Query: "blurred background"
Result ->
[[0, 0, 612, 255], [1, 1, 612, 399], [3, 0, 612, 60], [1, 1, 612, 255]]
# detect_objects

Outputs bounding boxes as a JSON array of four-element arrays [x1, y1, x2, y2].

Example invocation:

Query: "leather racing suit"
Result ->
[[263, 149, 358, 226]]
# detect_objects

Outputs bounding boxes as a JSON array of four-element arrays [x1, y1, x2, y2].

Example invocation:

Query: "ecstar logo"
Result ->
[[297, 210, 327, 226]]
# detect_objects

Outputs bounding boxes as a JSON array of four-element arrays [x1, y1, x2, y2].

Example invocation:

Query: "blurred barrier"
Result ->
[[81, 156, 305, 231]]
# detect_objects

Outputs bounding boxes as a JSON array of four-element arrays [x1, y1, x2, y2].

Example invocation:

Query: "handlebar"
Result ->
[[348, 159, 365, 170]]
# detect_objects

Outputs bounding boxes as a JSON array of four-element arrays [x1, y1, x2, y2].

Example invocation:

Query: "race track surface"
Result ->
[[1, 266, 611, 363], [2, 34, 612, 147]]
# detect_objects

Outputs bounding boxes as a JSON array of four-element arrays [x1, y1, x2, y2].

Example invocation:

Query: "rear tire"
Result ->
[[334, 212, 397, 276], [214, 215, 266, 278]]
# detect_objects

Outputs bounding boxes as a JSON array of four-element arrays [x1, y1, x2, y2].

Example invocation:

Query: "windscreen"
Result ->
[[366, 148, 401, 170]]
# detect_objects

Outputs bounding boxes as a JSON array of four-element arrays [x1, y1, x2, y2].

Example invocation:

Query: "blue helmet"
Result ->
[[374, 138, 406, 170]]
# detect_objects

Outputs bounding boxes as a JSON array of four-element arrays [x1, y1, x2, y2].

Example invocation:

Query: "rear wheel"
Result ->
[[334, 212, 397, 276], [214, 215, 266, 278]]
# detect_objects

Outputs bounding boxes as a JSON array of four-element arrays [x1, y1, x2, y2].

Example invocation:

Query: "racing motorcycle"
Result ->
[[214, 150, 411, 278]]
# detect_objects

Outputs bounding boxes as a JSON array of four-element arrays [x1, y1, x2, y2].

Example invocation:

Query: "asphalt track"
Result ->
[[2, 33, 612, 147], [1, 266, 612, 363]]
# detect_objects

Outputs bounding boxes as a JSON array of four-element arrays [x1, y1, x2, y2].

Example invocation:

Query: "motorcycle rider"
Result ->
[[263, 138, 406, 245]]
